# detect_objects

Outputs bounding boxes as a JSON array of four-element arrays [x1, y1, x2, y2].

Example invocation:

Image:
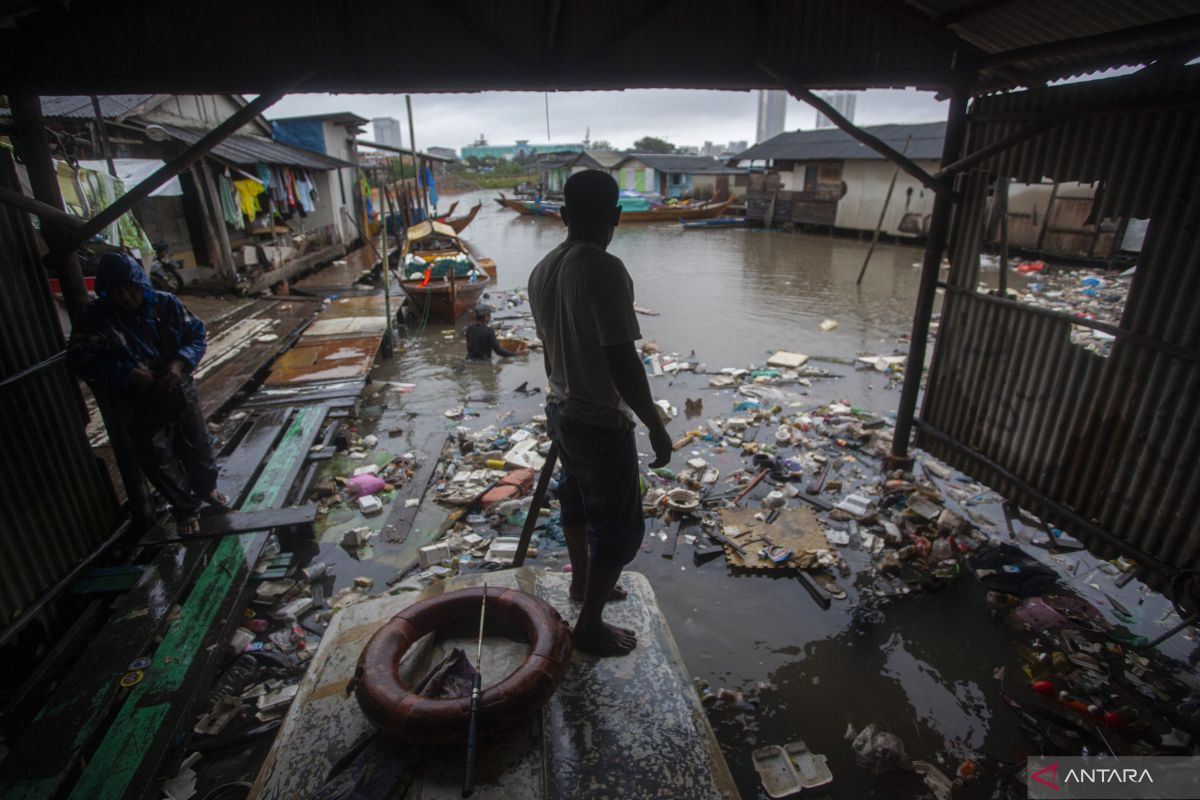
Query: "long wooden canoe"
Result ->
[[444, 200, 482, 233], [495, 193, 735, 223]]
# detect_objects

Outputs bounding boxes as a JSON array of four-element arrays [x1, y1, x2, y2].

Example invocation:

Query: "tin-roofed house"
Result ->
[[614, 153, 742, 200], [2, 95, 358, 290], [733, 122, 1126, 256]]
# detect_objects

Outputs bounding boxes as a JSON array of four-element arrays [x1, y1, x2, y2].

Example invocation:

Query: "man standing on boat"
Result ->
[[529, 170, 672, 656]]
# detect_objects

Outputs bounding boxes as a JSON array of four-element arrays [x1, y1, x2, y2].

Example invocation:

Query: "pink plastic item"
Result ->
[[347, 474, 386, 497]]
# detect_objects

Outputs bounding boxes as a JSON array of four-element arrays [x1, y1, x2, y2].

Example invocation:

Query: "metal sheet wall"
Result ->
[[0, 152, 119, 630], [921, 66, 1200, 588]]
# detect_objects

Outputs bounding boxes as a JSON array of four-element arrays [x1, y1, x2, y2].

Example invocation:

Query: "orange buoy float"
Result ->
[[354, 587, 572, 745]]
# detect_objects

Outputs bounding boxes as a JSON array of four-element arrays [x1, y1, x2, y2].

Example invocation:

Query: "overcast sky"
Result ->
[[267, 89, 947, 152]]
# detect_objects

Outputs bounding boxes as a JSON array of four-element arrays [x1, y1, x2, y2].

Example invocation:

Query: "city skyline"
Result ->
[[267, 88, 947, 154]]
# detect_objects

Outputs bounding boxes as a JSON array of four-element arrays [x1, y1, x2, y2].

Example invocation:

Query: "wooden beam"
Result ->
[[758, 61, 952, 199], [983, 13, 1200, 70], [0, 185, 85, 229], [931, 0, 1025, 28], [65, 80, 306, 251]]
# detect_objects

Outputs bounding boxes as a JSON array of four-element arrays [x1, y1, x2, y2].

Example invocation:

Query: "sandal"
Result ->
[[207, 490, 232, 509], [176, 516, 200, 536]]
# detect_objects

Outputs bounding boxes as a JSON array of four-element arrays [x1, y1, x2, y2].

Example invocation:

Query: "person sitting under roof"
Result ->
[[465, 306, 516, 361], [67, 253, 227, 535]]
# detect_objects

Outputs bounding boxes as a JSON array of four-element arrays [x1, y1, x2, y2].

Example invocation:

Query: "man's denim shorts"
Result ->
[[546, 403, 645, 568]]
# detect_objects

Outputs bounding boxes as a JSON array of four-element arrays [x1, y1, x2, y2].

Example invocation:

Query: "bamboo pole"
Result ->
[[857, 135, 912, 285]]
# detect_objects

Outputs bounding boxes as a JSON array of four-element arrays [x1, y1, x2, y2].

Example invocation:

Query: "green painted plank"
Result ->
[[67, 406, 325, 800]]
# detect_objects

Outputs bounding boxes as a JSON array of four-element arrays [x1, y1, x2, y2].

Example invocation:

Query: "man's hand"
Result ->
[[129, 368, 155, 392], [155, 359, 186, 390], [649, 425, 673, 468]]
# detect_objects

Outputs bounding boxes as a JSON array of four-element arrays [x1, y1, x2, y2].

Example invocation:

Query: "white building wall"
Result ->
[[140, 95, 268, 135], [320, 120, 357, 244], [834, 159, 939, 238]]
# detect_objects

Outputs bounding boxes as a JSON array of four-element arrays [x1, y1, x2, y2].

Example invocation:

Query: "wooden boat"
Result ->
[[399, 220, 491, 324], [495, 193, 560, 216], [443, 200, 482, 233], [496, 193, 735, 223], [681, 216, 746, 229]]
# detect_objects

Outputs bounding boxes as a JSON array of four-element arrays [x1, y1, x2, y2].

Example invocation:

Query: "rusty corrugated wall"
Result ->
[[0, 150, 119, 631], [921, 66, 1200, 588]]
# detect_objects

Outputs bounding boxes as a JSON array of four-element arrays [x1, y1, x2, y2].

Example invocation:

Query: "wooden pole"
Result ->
[[89, 96, 117, 178], [857, 134, 912, 285], [9, 94, 90, 320], [380, 177, 394, 359], [998, 179, 1010, 296], [195, 161, 237, 286], [405, 95, 428, 220], [891, 88, 970, 462]]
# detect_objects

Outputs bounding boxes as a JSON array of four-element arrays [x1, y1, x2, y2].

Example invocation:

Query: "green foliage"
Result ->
[[632, 136, 675, 154]]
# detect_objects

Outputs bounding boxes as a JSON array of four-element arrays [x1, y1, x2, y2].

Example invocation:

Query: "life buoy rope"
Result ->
[[354, 587, 572, 745]]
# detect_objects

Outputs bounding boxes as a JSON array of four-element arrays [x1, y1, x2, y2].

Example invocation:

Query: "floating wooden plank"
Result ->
[[317, 293, 387, 319], [66, 405, 328, 800], [380, 431, 449, 544], [240, 379, 366, 409], [264, 335, 382, 386], [193, 503, 318, 538], [215, 406, 292, 506], [718, 506, 829, 571], [301, 316, 387, 339]]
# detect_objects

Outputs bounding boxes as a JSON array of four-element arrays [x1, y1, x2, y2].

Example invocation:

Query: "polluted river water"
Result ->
[[293, 190, 1188, 799]]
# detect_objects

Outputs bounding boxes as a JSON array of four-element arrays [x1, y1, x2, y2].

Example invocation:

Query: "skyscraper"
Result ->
[[756, 90, 787, 143], [814, 93, 857, 129], [372, 117, 402, 148]]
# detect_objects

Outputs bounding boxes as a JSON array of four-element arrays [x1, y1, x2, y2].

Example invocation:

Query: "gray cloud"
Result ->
[[268, 89, 947, 152]]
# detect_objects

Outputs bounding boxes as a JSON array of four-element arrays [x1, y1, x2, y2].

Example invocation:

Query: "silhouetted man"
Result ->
[[529, 170, 672, 656]]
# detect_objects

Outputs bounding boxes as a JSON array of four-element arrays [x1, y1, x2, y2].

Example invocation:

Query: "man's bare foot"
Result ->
[[572, 621, 637, 656], [569, 581, 628, 603]]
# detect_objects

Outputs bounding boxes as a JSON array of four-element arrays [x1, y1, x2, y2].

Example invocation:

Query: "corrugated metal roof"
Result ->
[[735, 122, 947, 163], [908, 0, 1200, 86], [617, 153, 742, 174], [157, 123, 354, 171], [0, 94, 159, 120], [576, 149, 624, 169]]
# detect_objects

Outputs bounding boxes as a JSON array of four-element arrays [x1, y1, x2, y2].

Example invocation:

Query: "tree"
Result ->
[[591, 139, 613, 150], [632, 136, 675, 154]]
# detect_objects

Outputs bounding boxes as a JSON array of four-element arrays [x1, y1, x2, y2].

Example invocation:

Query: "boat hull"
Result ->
[[496, 195, 734, 222], [401, 276, 491, 324]]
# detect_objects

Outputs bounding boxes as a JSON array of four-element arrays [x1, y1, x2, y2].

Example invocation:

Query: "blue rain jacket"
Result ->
[[67, 253, 206, 389]]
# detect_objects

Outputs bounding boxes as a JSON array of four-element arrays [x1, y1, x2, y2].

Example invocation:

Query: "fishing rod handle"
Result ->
[[462, 673, 482, 798]]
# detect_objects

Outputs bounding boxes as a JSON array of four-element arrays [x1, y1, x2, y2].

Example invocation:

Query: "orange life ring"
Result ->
[[354, 587, 572, 745]]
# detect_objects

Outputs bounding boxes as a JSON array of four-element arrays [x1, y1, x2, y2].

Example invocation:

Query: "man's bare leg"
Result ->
[[572, 555, 637, 656], [565, 522, 627, 602]]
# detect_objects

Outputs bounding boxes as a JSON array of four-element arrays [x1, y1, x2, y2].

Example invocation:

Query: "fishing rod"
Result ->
[[463, 584, 487, 798]]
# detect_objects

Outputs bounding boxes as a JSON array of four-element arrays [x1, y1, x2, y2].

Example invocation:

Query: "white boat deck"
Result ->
[[251, 568, 739, 799]]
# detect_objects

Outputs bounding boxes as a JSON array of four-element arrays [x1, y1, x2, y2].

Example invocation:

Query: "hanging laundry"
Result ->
[[294, 171, 316, 213], [233, 178, 265, 220], [217, 173, 244, 230], [255, 162, 272, 189], [423, 165, 439, 209]]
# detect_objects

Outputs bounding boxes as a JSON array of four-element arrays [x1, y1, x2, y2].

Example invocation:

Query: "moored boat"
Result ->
[[496, 193, 734, 223], [442, 200, 483, 233], [399, 220, 491, 324]]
